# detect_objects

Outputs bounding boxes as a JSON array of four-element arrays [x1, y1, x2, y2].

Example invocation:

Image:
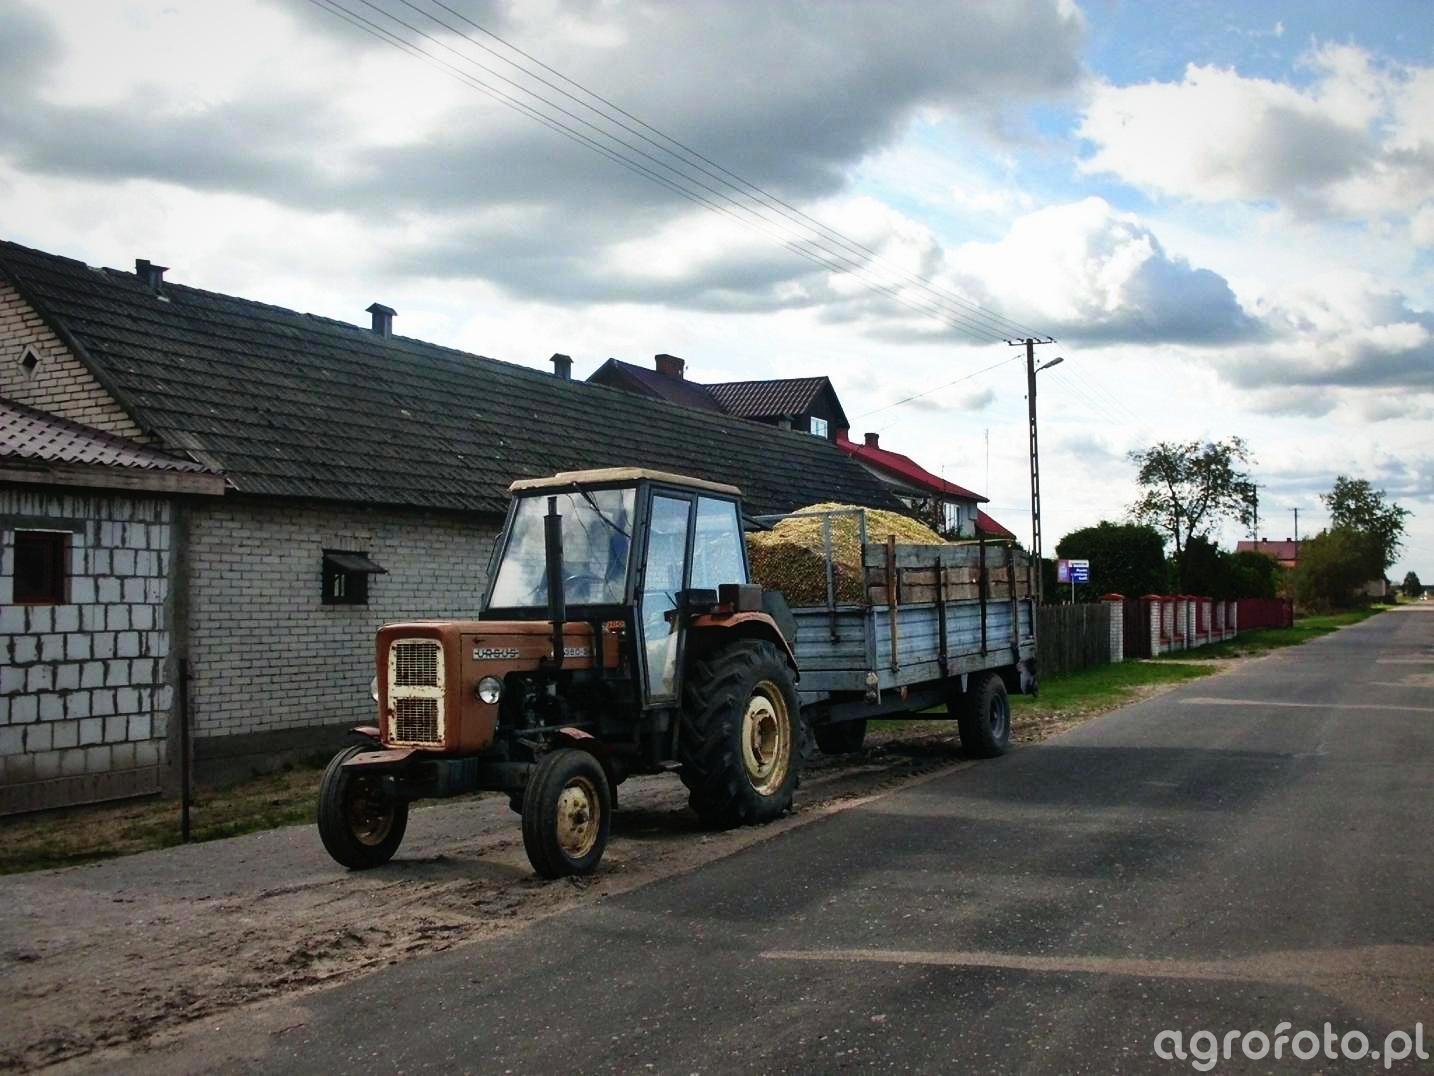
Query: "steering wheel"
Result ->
[[563, 573, 606, 598]]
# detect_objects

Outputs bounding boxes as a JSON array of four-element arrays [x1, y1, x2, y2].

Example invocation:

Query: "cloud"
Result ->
[[1078, 45, 1434, 242], [1219, 277, 1434, 392], [943, 198, 1263, 345]]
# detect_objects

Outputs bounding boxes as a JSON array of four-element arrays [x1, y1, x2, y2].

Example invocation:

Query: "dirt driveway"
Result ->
[[0, 707, 1101, 1072]]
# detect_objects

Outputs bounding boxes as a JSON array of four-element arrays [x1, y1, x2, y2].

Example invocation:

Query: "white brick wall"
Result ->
[[186, 499, 499, 741], [0, 489, 173, 797], [0, 281, 146, 439]]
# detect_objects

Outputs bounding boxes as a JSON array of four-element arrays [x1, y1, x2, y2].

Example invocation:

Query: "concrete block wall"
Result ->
[[0, 488, 174, 813], [186, 498, 499, 774], [0, 281, 147, 439]]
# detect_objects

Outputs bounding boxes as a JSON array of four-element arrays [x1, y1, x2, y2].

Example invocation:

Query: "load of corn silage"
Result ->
[[747, 503, 945, 606]]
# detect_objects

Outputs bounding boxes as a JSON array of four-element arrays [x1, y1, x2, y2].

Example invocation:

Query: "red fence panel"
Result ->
[[1237, 597, 1294, 630]]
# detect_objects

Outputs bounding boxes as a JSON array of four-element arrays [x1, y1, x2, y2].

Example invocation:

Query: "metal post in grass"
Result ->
[[179, 658, 192, 842]]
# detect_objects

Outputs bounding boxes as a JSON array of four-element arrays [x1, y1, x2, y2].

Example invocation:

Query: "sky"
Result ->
[[1, 0, 1430, 580]]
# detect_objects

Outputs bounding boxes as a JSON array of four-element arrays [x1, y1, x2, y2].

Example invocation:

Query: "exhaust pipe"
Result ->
[[544, 496, 566, 667]]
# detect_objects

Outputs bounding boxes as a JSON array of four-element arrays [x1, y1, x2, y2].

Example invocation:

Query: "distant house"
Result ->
[[835, 428, 1013, 541], [588, 355, 849, 439], [0, 238, 902, 812], [1236, 539, 1301, 570]]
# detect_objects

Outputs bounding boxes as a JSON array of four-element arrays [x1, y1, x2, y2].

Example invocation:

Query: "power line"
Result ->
[[854, 354, 1022, 421], [305, 0, 1041, 344], [399, 0, 1043, 342]]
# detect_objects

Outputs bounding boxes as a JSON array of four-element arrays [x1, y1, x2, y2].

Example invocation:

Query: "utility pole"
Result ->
[[1009, 337, 1059, 605], [1293, 507, 1299, 542], [1250, 487, 1260, 541]]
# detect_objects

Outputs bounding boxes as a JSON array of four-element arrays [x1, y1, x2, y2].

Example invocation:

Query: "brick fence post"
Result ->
[[1102, 594, 1124, 664]]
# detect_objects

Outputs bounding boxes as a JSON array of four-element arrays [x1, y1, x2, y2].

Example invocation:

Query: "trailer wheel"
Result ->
[[521, 748, 611, 879], [814, 718, 867, 755], [955, 672, 1011, 758], [317, 744, 409, 870], [680, 639, 803, 828]]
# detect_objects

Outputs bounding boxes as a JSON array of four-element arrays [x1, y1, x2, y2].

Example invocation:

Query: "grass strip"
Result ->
[[1154, 606, 1385, 661]]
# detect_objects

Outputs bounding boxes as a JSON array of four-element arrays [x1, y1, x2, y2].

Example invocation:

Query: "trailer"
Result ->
[[753, 508, 1038, 755]]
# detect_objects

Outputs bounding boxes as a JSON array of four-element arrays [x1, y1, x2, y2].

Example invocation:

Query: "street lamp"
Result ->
[[1009, 338, 1062, 605]]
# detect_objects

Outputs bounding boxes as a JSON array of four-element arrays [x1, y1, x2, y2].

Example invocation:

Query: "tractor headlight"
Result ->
[[477, 676, 503, 705], [370, 675, 379, 702]]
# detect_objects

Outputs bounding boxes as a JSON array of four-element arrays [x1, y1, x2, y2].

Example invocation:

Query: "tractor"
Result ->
[[317, 468, 801, 878]]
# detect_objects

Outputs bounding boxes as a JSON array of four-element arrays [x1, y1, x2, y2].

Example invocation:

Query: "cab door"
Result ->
[[637, 492, 694, 703]]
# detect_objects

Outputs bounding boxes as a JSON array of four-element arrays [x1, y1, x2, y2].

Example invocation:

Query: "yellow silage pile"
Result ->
[[747, 503, 945, 606]]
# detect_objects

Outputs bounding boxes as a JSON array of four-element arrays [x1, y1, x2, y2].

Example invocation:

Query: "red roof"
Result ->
[[834, 429, 986, 502], [1236, 539, 1301, 562], [976, 510, 1015, 539]]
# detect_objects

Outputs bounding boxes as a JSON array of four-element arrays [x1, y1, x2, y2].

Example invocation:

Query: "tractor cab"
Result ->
[[483, 467, 755, 704]]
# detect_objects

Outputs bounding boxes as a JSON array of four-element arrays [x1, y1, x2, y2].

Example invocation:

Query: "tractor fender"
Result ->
[[553, 726, 623, 796], [687, 611, 798, 673]]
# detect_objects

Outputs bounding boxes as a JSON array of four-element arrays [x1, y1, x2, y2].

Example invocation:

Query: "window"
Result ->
[[489, 488, 636, 608], [14, 530, 69, 604], [809, 416, 829, 438], [18, 346, 40, 378], [322, 550, 387, 605], [690, 497, 747, 591], [639, 496, 692, 699]]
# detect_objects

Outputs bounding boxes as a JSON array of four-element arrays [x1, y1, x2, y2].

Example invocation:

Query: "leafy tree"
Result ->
[[1128, 437, 1257, 586], [1322, 476, 1410, 573], [1293, 527, 1382, 611], [1175, 535, 1225, 597], [1403, 571, 1423, 598], [1226, 550, 1282, 600], [1054, 521, 1167, 601]]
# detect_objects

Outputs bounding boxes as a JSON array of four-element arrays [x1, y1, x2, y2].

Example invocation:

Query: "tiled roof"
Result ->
[[1236, 539, 1301, 561], [0, 240, 903, 518], [0, 396, 212, 473], [976, 509, 1015, 539], [835, 429, 987, 503], [587, 358, 725, 412], [705, 377, 835, 420]]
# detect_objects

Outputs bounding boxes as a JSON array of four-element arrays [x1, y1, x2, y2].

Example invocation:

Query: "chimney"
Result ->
[[654, 353, 685, 379], [834, 425, 850, 443], [366, 303, 396, 337], [550, 353, 572, 380], [135, 258, 168, 295], [864, 432, 880, 448]]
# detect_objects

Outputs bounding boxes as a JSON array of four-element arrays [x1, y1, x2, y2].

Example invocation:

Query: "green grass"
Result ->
[[1011, 659, 1217, 717], [0, 761, 326, 876], [1155, 606, 1385, 661]]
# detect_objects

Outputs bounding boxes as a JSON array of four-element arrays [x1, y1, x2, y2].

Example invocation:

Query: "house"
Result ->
[[588, 355, 849, 439], [835, 428, 1013, 541], [0, 398, 224, 812], [0, 238, 902, 812], [590, 356, 1011, 541], [1236, 538, 1301, 570]]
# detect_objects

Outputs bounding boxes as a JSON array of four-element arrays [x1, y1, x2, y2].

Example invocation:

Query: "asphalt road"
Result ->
[[160, 609, 1434, 1074]]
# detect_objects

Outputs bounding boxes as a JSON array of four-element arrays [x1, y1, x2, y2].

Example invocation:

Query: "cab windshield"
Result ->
[[489, 488, 636, 608]]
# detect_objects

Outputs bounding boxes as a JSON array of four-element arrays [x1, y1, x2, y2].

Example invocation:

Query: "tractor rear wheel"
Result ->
[[680, 639, 802, 828], [814, 718, 867, 755], [317, 744, 409, 869], [954, 672, 1011, 758], [521, 748, 612, 879]]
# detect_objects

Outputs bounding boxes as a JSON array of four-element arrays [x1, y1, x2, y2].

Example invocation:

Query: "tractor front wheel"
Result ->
[[521, 748, 612, 879], [317, 744, 409, 869], [680, 639, 803, 828]]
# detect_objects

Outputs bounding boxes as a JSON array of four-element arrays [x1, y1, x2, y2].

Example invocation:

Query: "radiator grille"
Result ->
[[393, 640, 440, 686], [392, 697, 440, 744], [386, 637, 445, 746]]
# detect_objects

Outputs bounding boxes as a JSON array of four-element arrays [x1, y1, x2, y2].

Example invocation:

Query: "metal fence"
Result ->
[[1237, 597, 1294, 630], [1037, 602, 1112, 679]]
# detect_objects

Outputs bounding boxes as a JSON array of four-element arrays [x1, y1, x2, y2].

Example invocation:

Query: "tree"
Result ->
[[1403, 571, 1423, 598], [1226, 550, 1282, 600], [1128, 438, 1257, 585], [1293, 527, 1382, 611], [1054, 521, 1167, 600], [1322, 476, 1410, 573]]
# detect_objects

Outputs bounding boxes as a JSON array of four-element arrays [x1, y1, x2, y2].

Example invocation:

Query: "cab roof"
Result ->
[[508, 467, 742, 497]]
